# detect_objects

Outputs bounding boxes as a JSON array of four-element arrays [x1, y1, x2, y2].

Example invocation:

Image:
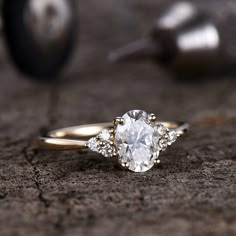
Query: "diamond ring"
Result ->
[[39, 110, 189, 172]]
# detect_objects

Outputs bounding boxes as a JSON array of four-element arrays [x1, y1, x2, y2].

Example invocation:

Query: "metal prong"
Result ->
[[99, 141, 106, 147], [112, 151, 118, 158], [148, 113, 157, 123], [154, 159, 160, 164], [121, 162, 129, 169], [113, 117, 124, 126], [109, 140, 114, 145]]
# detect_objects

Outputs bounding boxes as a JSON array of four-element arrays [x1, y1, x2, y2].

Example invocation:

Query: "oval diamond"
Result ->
[[114, 110, 159, 172]]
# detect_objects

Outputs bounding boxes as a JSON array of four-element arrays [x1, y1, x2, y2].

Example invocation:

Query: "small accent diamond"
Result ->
[[88, 137, 98, 152], [168, 130, 177, 145], [156, 124, 167, 135], [99, 129, 110, 141], [159, 138, 168, 151], [99, 143, 114, 157]]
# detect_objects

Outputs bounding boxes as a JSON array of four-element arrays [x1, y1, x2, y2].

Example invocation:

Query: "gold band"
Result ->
[[38, 121, 189, 151]]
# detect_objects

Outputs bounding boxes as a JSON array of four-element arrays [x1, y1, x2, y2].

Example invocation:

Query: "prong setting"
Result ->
[[120, 161, 129, 169], [99, 141, 106, 147], [148, 113, 157, 123], [113, 117, 124, 126], [112, 150, 118, 158]]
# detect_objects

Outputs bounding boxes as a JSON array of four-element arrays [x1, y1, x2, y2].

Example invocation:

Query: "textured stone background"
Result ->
[[0, 0, 236, 236]]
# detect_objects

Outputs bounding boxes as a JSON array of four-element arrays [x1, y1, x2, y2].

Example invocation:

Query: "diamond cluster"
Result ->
[[88, 110, 178, 172], [87, 129, 115, 158], [155, 124, 177, 151]]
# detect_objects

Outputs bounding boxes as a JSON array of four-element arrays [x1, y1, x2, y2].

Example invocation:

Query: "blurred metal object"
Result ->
[[26, 0, 73, 53], [109, 1, 224, 74], [1, 0, 78, 79]]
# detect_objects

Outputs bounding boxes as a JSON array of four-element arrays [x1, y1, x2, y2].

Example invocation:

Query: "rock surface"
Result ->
[[0, 0, 236, 236]]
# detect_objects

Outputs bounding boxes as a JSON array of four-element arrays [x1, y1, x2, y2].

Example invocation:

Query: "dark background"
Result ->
[[0, 0, 236, 236]]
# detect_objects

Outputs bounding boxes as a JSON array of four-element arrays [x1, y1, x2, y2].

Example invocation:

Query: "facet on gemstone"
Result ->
[[114, 110, 160, 172]]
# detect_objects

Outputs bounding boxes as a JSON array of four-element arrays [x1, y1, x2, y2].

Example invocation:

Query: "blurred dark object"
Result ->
[[109, 1, 236, 76], [1, 0, 78, 80]]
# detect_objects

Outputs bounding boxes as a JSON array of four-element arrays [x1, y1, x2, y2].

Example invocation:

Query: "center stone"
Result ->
[[114, 110, 159, 172]]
